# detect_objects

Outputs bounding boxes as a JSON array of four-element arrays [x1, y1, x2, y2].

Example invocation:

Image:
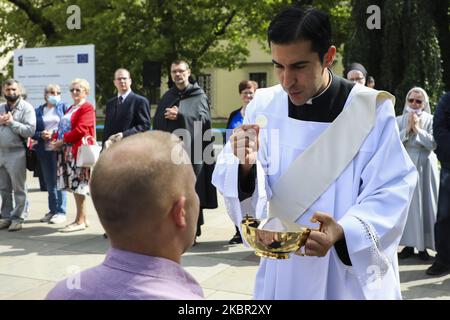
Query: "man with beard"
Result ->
[[0, 79, 36, 231], [153, 60, 217, 243]]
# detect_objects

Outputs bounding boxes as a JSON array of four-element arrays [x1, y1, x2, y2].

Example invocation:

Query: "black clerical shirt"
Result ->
[[287, 71, 355, 122]]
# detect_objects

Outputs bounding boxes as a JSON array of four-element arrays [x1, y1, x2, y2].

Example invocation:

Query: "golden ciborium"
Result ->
[[241, 215, 313, 259]]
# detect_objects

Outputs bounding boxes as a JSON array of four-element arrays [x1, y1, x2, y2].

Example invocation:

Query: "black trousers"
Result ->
[[435, 167, 450, 265], [196, 208, 204, 237]]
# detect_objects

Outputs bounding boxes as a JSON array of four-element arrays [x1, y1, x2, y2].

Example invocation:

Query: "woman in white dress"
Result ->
[[396, 87, 439, 260]]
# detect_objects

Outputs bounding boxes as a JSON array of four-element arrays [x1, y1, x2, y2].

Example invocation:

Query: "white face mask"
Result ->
[[406, 106, 423, 115], [47, 95, 61, 105]]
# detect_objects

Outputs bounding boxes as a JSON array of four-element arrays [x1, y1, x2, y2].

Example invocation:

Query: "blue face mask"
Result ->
[[47, 95, 61, 106]]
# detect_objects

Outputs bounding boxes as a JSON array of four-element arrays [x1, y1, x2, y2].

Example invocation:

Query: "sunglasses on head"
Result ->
[[408, 98, 423, 104], [70, 88, 82, 93]]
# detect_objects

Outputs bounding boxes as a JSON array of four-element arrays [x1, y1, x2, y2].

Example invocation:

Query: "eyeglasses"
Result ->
[[241, 91, 254, 96], [70, 88, 83, 93], [408, 98, 423, 104]]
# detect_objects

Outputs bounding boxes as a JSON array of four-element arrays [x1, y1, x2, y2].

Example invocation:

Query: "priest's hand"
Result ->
[[231, 124, 259, 173], [164, 106, 178, 120], [302, 211, 344, 257]]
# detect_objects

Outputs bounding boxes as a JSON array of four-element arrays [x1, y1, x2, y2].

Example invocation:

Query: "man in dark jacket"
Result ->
[[102, 68, 151, 149], [429, 92, 450, 276], [153, 60, 217, 242]]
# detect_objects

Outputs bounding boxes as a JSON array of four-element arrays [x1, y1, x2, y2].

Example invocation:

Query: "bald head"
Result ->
[[91, 131, 196, 237]]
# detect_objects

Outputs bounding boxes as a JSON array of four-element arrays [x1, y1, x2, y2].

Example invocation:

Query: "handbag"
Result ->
[[21, 137, 38, 171], [26, 147, 38, 171], [76, 136, 101, 168]]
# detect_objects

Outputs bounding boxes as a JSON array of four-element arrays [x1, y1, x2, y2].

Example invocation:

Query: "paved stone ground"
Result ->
[[0, 173, 449, 300]]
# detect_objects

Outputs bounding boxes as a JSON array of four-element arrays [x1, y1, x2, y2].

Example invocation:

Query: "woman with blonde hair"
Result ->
[[396, 87, 439, 260], [52, 78, 96, 232], [33, 84, 68, 224]]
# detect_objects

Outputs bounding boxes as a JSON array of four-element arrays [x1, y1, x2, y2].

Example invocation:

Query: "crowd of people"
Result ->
[[1, 2, 450, 300], [0, 63, 216, 237]]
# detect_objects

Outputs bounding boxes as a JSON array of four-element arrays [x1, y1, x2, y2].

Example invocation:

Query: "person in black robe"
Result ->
[[153, 60, 217, 242]]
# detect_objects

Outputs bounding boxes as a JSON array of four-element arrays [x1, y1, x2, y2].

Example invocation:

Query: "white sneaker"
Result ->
[[49, 214, 67, 224], [0, 219, 11, 229], [40, 212, 54, 223], [8, 220, 22, 232]]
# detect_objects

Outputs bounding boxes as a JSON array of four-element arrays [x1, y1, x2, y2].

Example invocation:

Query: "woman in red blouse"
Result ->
[[52, 78, 96, 232]]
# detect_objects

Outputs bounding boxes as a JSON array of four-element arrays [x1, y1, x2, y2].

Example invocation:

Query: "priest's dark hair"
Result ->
[[267, 5, 332, 63]]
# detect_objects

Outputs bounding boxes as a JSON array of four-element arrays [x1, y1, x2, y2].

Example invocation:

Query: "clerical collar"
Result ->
[[288, 72, 355, 123], [305, 69, 333, 105]]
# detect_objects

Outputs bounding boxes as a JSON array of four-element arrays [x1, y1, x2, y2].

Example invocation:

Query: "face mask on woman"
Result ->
[[406, 106, 423, 115], [47, 95, 61, 106]]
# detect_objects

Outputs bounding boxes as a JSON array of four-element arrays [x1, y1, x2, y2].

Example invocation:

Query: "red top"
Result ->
[[63, 102, 96, 161]]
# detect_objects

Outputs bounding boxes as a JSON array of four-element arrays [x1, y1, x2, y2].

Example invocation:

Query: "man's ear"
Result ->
[[323, 46, 336, 69], [170, 196, 187, 228]]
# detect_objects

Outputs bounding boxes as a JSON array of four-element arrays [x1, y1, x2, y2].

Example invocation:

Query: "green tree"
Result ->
[[430, 0, 450, 91], [0, 0, 289, 105], [343, 0, 383, 80], [297, 0, 352, 48], [0, 0, 351, 109], [1, 0, 353, 107], [344, 0, 445, 113]]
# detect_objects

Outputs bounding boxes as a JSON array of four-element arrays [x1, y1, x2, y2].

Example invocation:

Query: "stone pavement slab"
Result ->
[[0, 173, 449, 299]]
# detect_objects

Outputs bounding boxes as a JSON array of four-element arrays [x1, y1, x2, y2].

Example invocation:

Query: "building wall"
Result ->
[[201, 40, 277, 119]]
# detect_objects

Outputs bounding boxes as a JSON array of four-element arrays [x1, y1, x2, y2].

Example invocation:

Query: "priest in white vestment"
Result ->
[[212, 5, 417, 300]]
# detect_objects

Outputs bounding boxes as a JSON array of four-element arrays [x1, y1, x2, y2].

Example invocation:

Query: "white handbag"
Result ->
[[76, 136, 101, 167]]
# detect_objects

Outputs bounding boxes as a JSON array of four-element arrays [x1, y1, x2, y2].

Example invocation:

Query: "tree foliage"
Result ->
[[0, 0, 352, 106], [344, 0, 447, 113], [0, 0, 288, 105]]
